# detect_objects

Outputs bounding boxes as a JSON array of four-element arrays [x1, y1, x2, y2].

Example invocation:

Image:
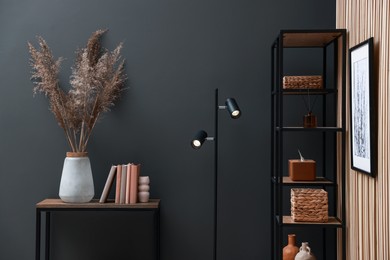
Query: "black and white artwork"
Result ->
[[352, 58, 370, 158], [349, 37, 375, 176]]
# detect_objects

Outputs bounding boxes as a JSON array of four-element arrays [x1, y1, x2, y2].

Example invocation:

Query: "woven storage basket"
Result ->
[[291, 188, 328, 222], [283, 75, 323, 89]]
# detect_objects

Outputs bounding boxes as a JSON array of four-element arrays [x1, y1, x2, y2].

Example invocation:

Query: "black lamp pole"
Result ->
[[191, 88, 241, 260], [213, 88, 219, 260]]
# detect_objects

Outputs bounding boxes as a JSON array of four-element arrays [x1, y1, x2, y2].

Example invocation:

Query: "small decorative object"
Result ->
[[59, 152, 94, 203], [303, 112, 317, 128], [291, 188, 328, 222], [28, 30, 126, 203], [349, 37, 375, 177], [283, 75, 323, 89], [295, 242, 316, 260], [289, 150, 316, 181], [138, 176, 150, 203], [302, 89, 318, 128], [283, 234, 299, 260]]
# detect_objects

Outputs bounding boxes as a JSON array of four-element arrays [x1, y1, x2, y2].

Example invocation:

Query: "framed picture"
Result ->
[[349, 37, 376, 177]]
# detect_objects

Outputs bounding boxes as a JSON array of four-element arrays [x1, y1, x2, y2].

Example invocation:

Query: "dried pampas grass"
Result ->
[[28, 29, 126, 152]]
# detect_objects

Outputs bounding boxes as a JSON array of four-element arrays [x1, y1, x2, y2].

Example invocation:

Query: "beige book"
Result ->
[[120, 165, 127, 204], [99, 165, 117, 203]]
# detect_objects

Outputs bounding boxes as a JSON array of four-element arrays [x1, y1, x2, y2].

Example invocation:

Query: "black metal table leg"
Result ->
[[36, 209, 41, 260], [156, 208, 160, 260], [45, 212, 51, 260]]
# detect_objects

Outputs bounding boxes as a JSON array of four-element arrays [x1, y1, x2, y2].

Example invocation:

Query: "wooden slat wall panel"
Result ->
[[336, 0, 390, 259]]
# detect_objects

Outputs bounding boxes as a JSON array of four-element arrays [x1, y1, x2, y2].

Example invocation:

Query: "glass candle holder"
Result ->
[[303, 112, 317, 128]]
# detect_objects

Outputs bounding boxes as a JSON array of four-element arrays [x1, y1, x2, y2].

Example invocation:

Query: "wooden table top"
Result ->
[[36, 198, 160, 209]]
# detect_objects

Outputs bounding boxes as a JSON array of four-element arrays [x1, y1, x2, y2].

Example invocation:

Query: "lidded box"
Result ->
[[288, 159, 316, 181]]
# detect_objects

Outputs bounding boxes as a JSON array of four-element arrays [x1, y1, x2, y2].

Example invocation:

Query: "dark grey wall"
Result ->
[[0, 0, 335, 259]]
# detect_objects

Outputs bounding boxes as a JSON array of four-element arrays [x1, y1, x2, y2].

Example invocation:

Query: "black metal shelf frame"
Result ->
[[270, 29, 346, 260]]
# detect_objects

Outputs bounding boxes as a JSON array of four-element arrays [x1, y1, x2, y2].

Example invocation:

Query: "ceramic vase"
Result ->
[[283, 234, 299, 260], [138, 176, 150, 203], [59, 152, 94, 203], [295, 242, 316, 260]]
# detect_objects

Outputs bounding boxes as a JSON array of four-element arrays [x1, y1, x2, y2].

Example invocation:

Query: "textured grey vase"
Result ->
[[59, 152, 94, 203]]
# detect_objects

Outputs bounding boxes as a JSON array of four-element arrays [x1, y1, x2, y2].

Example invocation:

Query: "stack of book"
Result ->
[[99, 163, 141, 204]]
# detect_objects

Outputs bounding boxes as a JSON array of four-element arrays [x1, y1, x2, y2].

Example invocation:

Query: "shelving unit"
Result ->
[[270, 29, 346, 260]]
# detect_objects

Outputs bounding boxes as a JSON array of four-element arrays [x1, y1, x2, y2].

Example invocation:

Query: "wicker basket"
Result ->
[[291, 188, 328, 222], [283, 75, 323, 89]]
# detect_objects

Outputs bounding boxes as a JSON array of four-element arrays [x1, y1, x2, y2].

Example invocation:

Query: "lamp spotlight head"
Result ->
[[191, 130, 208, 149], [225, 98, 241, 119]]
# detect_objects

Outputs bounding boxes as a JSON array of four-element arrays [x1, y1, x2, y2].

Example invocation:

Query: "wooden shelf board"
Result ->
[[278, 216, 342, 226], [282, 176, 334, 185], [276, 127, 342, 132], [282, 31, 344, 47], [272, 89, 337, 96], [36, 198, 160, 209], [282, 89, 337, 95]]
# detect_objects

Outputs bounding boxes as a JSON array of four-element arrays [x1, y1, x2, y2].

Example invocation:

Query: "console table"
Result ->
[[35, 198, 160, 260]]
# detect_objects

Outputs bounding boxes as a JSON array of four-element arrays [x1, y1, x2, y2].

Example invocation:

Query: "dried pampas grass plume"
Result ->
[[28, 29, 126, 152]]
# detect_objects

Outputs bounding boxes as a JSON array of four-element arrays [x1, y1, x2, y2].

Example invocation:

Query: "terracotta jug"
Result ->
[[295, 242, 316, 260], [283, 234, 299, 260]]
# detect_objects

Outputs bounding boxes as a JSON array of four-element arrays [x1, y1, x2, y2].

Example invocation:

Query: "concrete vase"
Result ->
[[59, 152, 94, 203]]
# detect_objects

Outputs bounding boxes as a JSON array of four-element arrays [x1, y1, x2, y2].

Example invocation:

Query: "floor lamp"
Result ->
[[191, 88, 241, 260]]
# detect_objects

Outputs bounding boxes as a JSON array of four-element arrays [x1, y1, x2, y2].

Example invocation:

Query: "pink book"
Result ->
[[125, 163, 132, 204], [130, 164, 140, 204], [115, 164, 122, 204]]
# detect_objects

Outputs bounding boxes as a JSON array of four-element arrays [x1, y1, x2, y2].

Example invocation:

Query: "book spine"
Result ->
[[130, 164, 140, 204], [99, 165, 117, 203], [120, 165, 127, 204], [115, 164, 122, 203], [125, 163, 132, 204]]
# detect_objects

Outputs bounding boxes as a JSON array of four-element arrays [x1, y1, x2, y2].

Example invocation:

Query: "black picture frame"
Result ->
[[349, 37, 376, 177]]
